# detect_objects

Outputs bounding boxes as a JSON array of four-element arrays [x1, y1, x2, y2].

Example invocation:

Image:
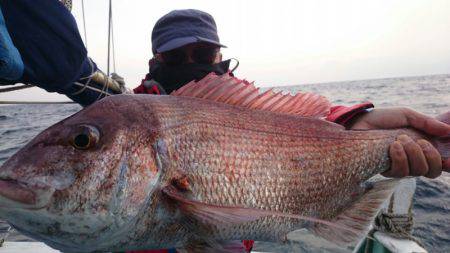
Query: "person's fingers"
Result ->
[[404, 108, 450, 137], [417, 139, 442, 178], [398, 135, 429, 176], [383, 141, 409, 178]]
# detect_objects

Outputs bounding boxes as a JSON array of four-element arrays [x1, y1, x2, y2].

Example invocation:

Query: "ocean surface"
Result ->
[[0, 74, 449, 252]]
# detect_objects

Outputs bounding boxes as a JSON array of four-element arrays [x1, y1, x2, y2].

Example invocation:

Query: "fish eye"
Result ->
[[70, 125, 100, 150]]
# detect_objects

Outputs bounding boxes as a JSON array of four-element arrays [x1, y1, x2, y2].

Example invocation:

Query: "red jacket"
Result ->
[[131, 74, 374, 253]]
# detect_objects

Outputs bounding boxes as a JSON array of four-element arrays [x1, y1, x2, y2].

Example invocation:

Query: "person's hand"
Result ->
[[350, 107, 450, 178]]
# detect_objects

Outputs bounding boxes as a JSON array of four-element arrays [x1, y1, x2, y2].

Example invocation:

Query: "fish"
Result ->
[[0, 73, 448, 252]]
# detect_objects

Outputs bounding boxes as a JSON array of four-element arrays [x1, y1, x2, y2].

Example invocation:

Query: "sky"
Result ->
[[2, 0, 450, 101]]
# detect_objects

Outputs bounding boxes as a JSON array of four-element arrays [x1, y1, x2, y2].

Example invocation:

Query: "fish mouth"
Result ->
[[0, 179, 37, 206]]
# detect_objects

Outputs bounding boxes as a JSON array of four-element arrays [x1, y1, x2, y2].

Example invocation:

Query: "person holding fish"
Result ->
[[0, 6, 449, 253], [135, 9, 449, 181], [129, 9, 450, 253]]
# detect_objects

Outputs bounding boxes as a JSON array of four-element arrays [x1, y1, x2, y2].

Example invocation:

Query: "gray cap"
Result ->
[[151, 9, 226, 53]]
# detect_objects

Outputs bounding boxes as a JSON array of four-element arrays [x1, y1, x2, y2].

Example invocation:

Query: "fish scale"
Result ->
[[0, 93, 446, 252], [143, 97, 396, 236]]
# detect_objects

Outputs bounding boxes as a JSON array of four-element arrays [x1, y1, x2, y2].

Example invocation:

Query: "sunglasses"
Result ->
[[161, 47, 219, 66]]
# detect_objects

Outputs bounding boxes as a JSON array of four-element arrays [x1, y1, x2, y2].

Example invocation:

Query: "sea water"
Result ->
[[0, 74, 449, 252]]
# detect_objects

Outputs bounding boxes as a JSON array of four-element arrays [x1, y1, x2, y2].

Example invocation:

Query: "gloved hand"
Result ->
[[133, 79, 166, 95]]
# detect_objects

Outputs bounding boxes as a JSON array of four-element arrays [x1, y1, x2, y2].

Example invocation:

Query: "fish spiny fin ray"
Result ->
[[162, 185, 361, 236], [311, 179, 400, 246], [171, 73, 331, 117]]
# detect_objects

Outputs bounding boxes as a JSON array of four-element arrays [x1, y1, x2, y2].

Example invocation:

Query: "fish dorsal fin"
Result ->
[[171, 73, 331, 117]]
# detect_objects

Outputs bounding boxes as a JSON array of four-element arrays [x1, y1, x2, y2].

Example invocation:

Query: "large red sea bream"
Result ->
[[0, 74, 448, 252]]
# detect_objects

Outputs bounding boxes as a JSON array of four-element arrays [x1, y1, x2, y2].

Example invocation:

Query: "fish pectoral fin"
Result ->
[[162, 184, 266, 224], [310, 179, 400, 246], [177, 240, 249, 253]]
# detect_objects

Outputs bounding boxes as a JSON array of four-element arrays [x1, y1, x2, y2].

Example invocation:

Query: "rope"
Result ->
[[98, 0, 115, 101], [371, 211, 424, 248], [111, 7, 117, 73], [95, 70, 110, 100], [106, 0, 118, 74], [373, 212, 414, 237], [0, 79, 111, 105], [60, 0, 72, 11], [0, 84, 34, 93], [71, 58, 113, 98], [71, 57, 95, 96], [81, 0, 88, 48], [106, 0, 112, 77], [366, 193, 424, 250], [73, 81, 112, 97]]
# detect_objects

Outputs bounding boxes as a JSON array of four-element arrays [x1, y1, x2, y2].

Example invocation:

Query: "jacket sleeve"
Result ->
[[1, 0, 88, 91], [325, 102, 374, 128]]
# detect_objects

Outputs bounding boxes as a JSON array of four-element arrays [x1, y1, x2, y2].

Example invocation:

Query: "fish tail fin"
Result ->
[[311, 179, 399, 246]]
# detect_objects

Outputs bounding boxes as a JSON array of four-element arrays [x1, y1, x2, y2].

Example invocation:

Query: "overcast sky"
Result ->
[[2, 0, 450, 101]]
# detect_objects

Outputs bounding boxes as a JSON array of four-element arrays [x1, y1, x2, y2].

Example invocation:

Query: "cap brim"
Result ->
[[156, 36, 226, 53], [195, 36, 227, 48]]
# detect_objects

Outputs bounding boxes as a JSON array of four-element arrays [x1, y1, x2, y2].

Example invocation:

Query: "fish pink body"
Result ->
[[0, 75, 448, 252]]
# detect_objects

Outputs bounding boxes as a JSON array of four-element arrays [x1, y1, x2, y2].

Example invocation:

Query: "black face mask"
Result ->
[[149, 59, 231, 94]]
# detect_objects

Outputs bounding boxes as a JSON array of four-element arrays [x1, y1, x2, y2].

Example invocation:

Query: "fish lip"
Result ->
[[0, 178, 54, 210], [0, 178, 36, 205]]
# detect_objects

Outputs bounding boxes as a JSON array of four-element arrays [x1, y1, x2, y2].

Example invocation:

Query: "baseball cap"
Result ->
[[151, 9, 226, 54]]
